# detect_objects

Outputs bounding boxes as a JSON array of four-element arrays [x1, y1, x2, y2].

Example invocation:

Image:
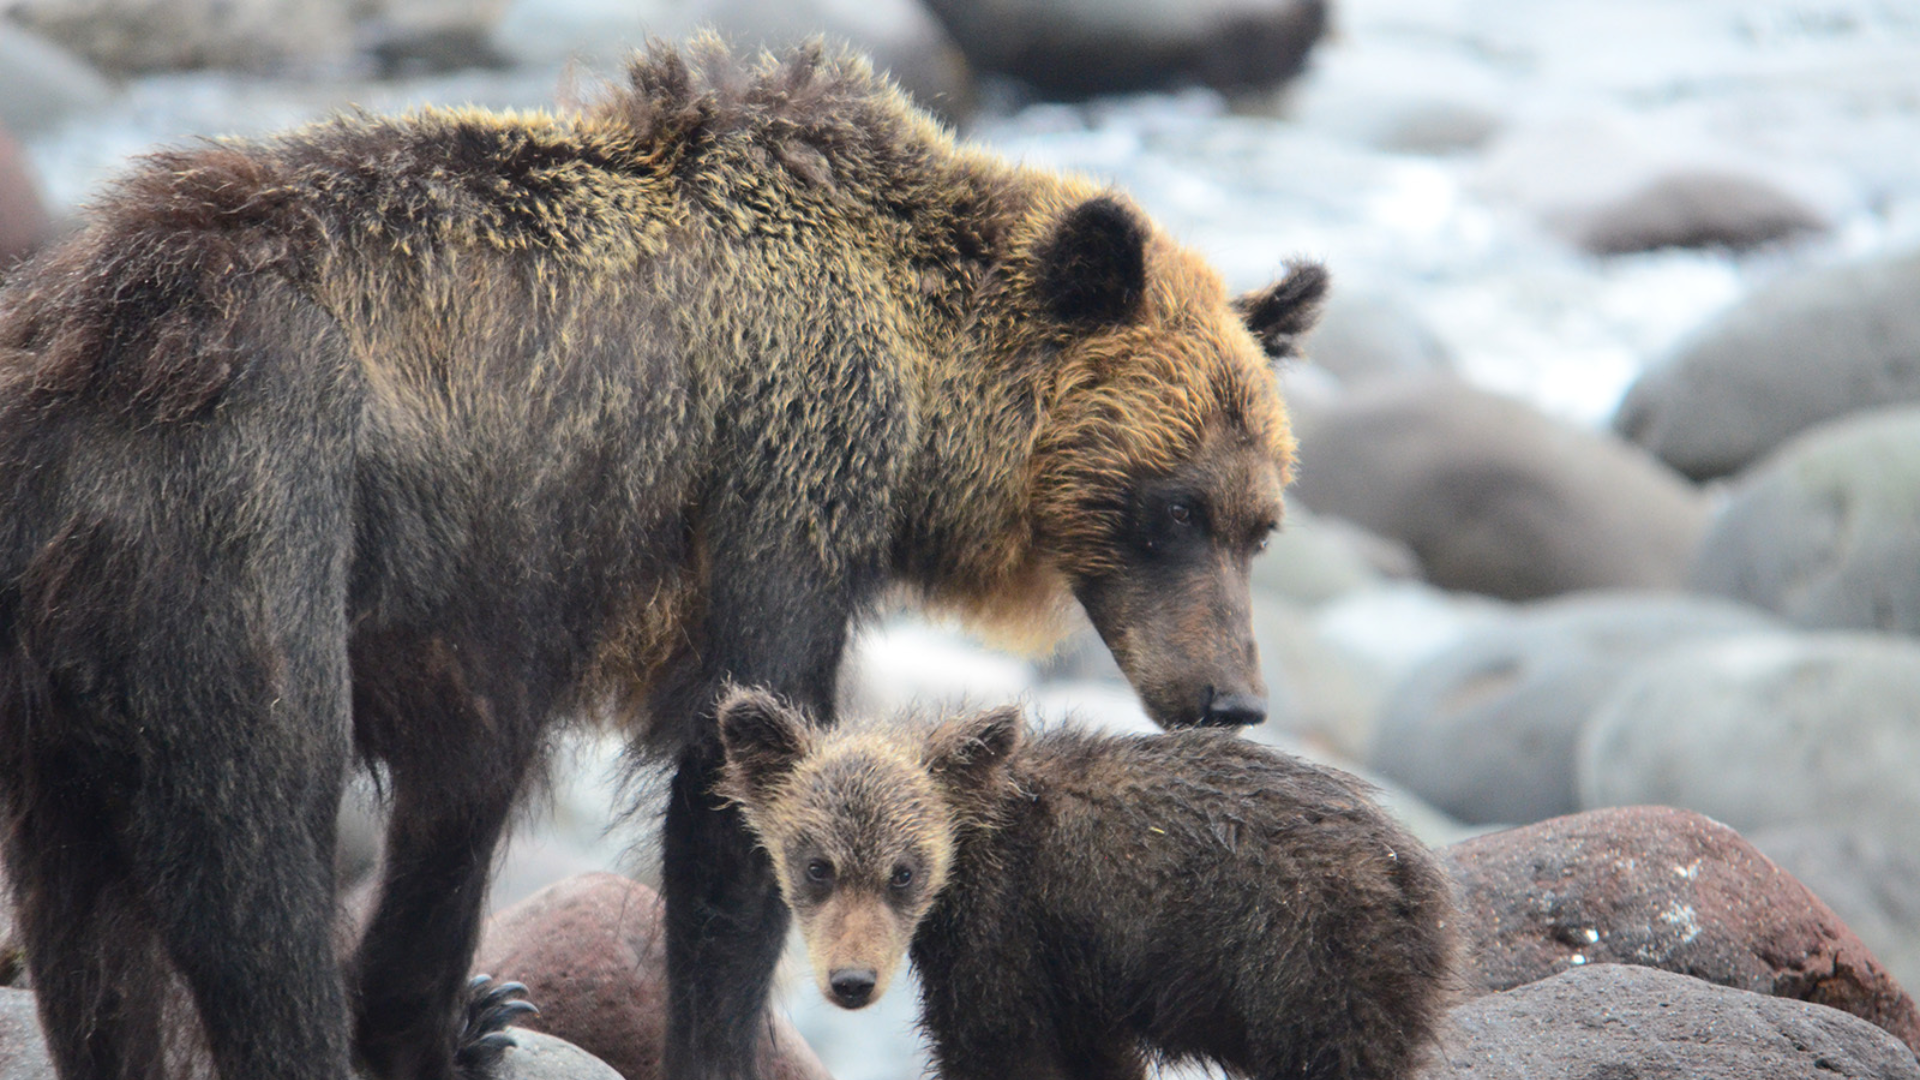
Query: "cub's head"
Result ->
[[714, 687, 1021, 1010], [1016, 192, 1329, 728]]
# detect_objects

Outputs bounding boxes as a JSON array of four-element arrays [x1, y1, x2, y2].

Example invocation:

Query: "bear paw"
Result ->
[[454, 974, 540, 1078]]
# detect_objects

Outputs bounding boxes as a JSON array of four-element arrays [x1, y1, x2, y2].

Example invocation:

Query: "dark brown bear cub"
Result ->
[[716, 688, 1458, 1080]]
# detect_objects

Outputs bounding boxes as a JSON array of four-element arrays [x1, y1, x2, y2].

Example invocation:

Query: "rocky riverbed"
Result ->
[[4, 0, 1920, 1076]]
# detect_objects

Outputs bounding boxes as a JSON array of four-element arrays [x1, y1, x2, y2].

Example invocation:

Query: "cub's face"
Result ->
[[1021, 195, 1328, 729], [714, 690, 1021, 1010]]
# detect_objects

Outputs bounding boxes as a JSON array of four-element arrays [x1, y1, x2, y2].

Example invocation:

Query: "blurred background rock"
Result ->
[[5, 0, 1920, 1075]]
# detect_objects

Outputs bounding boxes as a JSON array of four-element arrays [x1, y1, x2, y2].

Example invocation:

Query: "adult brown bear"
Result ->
[[0, 37, 1325, 1080]]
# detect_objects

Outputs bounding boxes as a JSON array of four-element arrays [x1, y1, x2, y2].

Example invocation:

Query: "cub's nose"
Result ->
[[1200, 690, 1265, 728], [828, 968, 878, 1009]]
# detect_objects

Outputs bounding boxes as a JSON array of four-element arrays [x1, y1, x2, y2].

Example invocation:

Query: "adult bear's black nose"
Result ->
[[1201, 690, 1265, 728], [829, 968, 877, 1009]]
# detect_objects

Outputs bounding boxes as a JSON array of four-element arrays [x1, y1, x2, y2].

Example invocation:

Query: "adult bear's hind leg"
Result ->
[[349, 632, 546, 1080], [4, 759, 171, 1080]]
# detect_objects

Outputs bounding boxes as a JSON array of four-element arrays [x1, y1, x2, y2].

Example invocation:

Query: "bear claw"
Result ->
[[454, 975, 539, 1076]]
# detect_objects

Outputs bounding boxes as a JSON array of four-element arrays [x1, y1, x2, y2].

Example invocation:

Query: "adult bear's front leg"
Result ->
[[662, 737, 794, 1080]]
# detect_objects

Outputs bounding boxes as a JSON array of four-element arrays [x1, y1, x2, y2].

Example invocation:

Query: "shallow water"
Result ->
[[24, 0, 1920, 428]]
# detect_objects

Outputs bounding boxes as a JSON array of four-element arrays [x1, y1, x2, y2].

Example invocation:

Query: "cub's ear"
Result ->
[[925, 705, 1023, 804], [716, 686, 813, 801], [1233, 260, 1329, 361], [1035, 196, 1148, 326]]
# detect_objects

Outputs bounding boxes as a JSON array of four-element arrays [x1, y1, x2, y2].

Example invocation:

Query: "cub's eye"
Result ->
[[1168, 503, 1193, 526], [889, 865, 914, 890], [805, 859, 834, 884], [1256, 522, 1279, 553]]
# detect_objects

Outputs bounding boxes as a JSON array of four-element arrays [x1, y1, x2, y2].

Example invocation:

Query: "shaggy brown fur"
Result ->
[[717, 690, 1459, 1080], [0, 37, 1323, 1080]]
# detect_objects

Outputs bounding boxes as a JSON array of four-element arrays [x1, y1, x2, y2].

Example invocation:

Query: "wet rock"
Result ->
[[1370, 591, 1779, 826], [473, 873, 831, 1080], [0, 985, 616, 1080], [921, 0, 1328, 101], [1427, 964, 1920, 1080], [1444, 806, 1920, 1053], [7, 0, 508, 75], [682, 0, 973, 121], [1312, 581, 1512, 692], [1574, 169, 1827, 255], [1253, 505, 1420, 608], [1289, 377, 1709, 600], [335, 775, 386, 894], [1616, 248, 1920, 481], [1578, 632, 1920, 840], [6, 0, 358, 73], [1472, 113, 1847, 260], [0, 989, 53, 1080], [1689, 406, 1920, 632], [1251, 596, 1387, 759], [1289, 38, 1507, 154], [361, 0, 514, 77], [0, 127, 52, 270], [1751, 826, 1920, 998], [0, 881, 21, 987], [1298, 289, 1455, 387], [496, 1028, 625, 1080], [0, 23, 114, 139], [489, 731, 655, 909]]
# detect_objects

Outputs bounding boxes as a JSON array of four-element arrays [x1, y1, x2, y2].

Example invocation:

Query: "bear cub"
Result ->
[[716, 688, 1458, 1080]]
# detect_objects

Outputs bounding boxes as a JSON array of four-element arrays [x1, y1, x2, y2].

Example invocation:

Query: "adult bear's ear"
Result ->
[[716, 686, 813, 801], [926, 705, 1023, 809], [1233, 260, 1329, 361], [1035, 196, 1148, 326]]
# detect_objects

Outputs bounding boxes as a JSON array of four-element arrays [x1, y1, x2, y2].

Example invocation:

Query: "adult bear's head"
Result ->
[[1017, 193, 1327, 728]]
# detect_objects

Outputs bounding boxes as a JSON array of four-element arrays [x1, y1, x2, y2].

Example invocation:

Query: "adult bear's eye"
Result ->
[[889, 865, 914, 890], [1168, 502, 1193, 526], [806, 859, 834, 884]]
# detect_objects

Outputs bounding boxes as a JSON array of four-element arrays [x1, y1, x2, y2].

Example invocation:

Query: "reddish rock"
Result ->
[[1427, 964, 1920, 1079], [0, 126, 53, 268], [473, 873, 830, 1080], [1444, 805, 1920, 1056]]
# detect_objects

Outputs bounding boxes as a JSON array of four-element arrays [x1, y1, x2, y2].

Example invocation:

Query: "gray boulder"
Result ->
[[496, 1029, 626, 1080], [0, 986, 619, 1080], [1250, 595, 1389, 760], [1371, 591, 1779, 826], [0, 990, 51, 1080], [1752, 825, 1920, 997], [1298, 289, 1454, 387], [1616, 248, 1920, 480], [921, 0, 1327, 100], [674, 0, 973, 121], [1289, 377, 1709, 600], [1689, 406, 1920, 633], [0, 22, 114, 138], [1574, 169, 1826, 255], [1253, 505, 1420, 608], [5, 0, 357, 73], [1425, 964, 1920, 1080], [1577, 632, 1920, 841]]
